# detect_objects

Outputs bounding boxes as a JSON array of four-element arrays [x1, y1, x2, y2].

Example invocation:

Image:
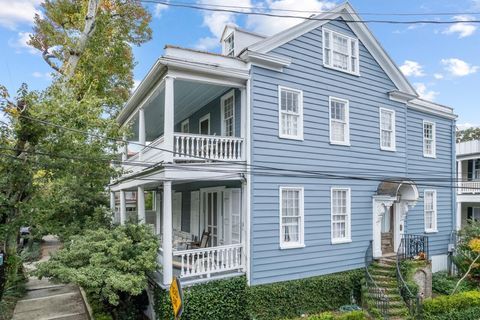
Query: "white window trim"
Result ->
[[180, 119, 190, 133], [379, 108, 396, 152], [424, 190, 438, 233], [331, 187, 352, 244], [322, 27, 360, 76], [279, 186, 305, 249], [278, 86, 304, 141], [423, 120, 436, 158], [199, 113, 211, 135], [329, 96, 350, 146], [224, 32, 235, 56], [220, 90, 235, 137]]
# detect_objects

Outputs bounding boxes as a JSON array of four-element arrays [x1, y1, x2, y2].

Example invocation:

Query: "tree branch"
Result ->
[[42, 50, 62, 74], [64, 0, 100, 81]]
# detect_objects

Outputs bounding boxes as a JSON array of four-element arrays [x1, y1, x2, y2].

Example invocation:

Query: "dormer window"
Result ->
[[224, 33, 234, 56], [323, 28, 359, 75]]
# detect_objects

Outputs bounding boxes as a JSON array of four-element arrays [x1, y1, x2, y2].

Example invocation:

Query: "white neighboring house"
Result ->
[[457, 139, 480, 228]]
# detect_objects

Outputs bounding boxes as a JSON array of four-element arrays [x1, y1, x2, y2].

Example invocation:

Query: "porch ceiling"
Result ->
[[135, 80, 231, 142]]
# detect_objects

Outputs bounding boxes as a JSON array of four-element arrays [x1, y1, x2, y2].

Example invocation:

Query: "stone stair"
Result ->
[[363, 256, 410, 319]]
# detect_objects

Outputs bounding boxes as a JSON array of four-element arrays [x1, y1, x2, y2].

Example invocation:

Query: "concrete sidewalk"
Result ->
[[12, 236, 90, 320]]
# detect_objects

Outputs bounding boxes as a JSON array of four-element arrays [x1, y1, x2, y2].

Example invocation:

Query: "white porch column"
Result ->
[[240, 87, 247, 159], [137, 186, 145, 224], [164, 76, 174, 163], [120, 190, 127, 225], [162, 181, 173, 286], [156, 191, 161, 235], [110, 191, 116, 223], [456, 202, 462, 231], [457, 160, 463, 194], [138, 108, 146, 160]]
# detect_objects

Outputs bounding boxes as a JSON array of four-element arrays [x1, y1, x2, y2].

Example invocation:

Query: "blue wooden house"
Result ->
[[110, 2, 456, 296]]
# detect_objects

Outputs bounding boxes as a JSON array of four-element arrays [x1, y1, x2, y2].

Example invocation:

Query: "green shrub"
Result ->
[[154, 276, 249, 320], [248, 270, 363, 320], [153, 270, 363, 320], [301, 310, 368, 320], [422, 291, 480, 320], [20, 241, 41, 262], [432, 272, 477, 295]]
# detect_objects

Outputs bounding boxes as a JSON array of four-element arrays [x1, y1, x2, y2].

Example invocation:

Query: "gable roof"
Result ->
[[244, 2, 418, 96]]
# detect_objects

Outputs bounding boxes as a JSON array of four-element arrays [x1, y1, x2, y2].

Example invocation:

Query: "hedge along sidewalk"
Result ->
[[422, 291, 480, 320], [153, 269, 363, 320]]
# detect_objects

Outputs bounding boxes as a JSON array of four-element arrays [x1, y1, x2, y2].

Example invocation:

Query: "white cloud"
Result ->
[[133, 79, 141, 90], [399, 60, 425, 77], [246, 0, 337, 35], [32, 71, 52, 80], [457, 122, 479, 130], [0, 0, 42, 29], [8, 31, 37, 54], [154, 1, 169, 17], [193, 0, 252, 50], [441, 58, 479, 77], [194, 37, 219, 51], [442, 15, 477, 38], [433, 73, 444, 79], [414, 83, 438, 101]]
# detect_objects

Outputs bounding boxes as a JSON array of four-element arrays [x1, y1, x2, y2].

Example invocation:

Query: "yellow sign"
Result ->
[[170, 277, 183, 319]]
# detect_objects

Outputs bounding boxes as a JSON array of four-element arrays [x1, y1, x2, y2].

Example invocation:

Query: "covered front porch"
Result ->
[[111, 178, 247, 286]]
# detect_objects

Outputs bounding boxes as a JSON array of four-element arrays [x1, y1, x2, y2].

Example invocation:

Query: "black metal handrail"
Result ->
[[396, 234, 428, 316], [365, 241, 389, 319]]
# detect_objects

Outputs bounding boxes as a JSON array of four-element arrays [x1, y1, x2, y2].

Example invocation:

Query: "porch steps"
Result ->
[[363, 257, 410, 320]]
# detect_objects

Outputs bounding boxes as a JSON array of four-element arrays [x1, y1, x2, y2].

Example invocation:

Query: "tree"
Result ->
[[35, 224, 159, 318], [457, 127, 480, 143], [29, 0, 152, 104], [452, 238, 480, 294]]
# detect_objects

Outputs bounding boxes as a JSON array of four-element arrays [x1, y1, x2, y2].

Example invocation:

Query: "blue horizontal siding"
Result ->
[[249, 19, 455, 285]]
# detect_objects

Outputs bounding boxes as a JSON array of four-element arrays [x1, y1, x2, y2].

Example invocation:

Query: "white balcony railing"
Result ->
[[459, 181, 480, 194], [173, 243, 245, 278], [173, 133, 244, 161]]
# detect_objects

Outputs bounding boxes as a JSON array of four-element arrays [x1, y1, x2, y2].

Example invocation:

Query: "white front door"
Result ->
[[201, 188, 223, 246], [223, 188, 241, 244]]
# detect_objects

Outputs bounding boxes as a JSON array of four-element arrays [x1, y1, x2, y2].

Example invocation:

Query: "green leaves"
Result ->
[[35, 224, 159, 306]]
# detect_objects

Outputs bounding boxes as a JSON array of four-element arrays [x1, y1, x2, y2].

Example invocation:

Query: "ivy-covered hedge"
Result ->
[[248, 270, 363, 320], [154, 276, 249, 320], [421, 291, 480, 320], [153, 269, 363, 320]]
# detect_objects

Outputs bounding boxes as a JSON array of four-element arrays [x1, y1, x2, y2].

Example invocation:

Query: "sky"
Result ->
[[0, 0, 479, 128]]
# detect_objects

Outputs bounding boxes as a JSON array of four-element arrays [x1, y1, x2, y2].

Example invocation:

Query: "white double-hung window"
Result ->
[[424, 190, 438, 233], [279, 86, 303, 140], [423, 121, 436, 158], [224, 33, 234, 56], [279, 187, 304, 249], [323, 28, 359, 75], [329, 97, 350, 145], [380, 108, 396, 151], [331, 188, 351, 244], [221, 90, 235, 136]]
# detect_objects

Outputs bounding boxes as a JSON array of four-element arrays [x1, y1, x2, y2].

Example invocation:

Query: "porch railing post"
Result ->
[[155, 191, 161, 235], [162, 180, 173, 286], [240, 87, 247, 161], [138, 107, 146, 161]]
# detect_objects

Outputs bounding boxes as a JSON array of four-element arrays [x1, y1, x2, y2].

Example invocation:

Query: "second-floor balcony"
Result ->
[[457, 157, 480, 195], [119, 72, 247, 175]]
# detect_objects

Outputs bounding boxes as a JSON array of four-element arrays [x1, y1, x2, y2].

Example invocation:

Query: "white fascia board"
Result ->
[[164, 46, 248, 70], [407, 99, 457, 120], [241, 50, 291, 72]]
